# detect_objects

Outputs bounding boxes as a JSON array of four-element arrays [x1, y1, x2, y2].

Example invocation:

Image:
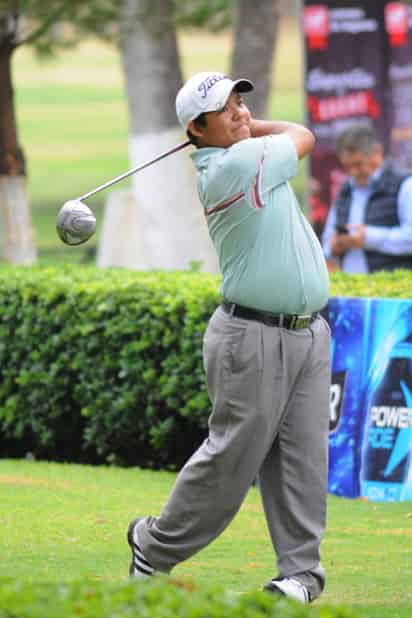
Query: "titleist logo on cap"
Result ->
[[197, 74, 229, 99]]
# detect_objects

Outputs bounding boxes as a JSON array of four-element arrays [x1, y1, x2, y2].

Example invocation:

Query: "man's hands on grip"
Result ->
[[331, 224, 366, 256]]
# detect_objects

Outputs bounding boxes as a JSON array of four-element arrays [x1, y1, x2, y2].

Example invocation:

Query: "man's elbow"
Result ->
[[307, 128, 316, 151], [285, 126, 316, 159], [297, 128, 315, 159]]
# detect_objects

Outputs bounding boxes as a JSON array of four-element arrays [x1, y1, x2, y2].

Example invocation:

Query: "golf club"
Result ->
[[56, 139, 191, 246]]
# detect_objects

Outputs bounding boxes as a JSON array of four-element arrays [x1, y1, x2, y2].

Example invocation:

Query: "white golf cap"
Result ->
[[175, 71, 254, 130]]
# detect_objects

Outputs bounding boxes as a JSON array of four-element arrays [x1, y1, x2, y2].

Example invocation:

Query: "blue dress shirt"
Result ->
[[322, 166, 412, 273]]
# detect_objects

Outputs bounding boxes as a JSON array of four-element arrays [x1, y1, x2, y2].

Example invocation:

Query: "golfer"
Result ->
[[128, 72, 331, 604]]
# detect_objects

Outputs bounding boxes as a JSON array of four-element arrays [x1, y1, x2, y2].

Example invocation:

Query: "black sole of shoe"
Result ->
[[263, 583, 285, 596]]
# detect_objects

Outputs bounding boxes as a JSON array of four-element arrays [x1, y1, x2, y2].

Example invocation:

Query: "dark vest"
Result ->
[[334, 160, 412, 272]]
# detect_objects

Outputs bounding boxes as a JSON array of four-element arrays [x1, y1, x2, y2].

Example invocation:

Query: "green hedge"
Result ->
[[0, 576, 356, 618], [0, 265, 411, 468], [0, 267, 219, 467]]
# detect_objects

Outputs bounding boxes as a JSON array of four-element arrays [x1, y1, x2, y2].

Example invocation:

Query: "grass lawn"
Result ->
[[12, 17, 305, 264], [0, 459, 411, 617]]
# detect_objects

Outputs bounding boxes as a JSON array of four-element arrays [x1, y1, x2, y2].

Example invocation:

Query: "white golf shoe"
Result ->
[[263, 576, 311, 603]]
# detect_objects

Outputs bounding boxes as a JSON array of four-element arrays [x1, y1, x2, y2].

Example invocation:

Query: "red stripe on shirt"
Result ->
[[252, 157, 264, 209], [205, 191, 245, 216]]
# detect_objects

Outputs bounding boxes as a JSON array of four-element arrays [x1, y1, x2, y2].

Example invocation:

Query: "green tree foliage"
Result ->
[[3, 1, 118, 54], [173, 0, 234, 31], [6, 0, 235, 56]]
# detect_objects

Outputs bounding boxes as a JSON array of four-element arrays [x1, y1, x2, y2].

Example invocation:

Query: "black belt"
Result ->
[[221, 301, 318, 330]]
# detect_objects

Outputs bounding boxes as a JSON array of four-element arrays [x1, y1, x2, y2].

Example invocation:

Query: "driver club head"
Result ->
[[56, 199, 96, 246]]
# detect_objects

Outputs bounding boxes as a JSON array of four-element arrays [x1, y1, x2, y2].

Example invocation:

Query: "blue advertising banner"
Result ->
[[325, 297, 412, 501]]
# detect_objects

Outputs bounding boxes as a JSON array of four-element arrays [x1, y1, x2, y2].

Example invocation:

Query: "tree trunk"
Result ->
[[230, 0, 281, 118], [0, 40, 36, 263], [97, 0, 218, 272], [120, 0, 182, 134]]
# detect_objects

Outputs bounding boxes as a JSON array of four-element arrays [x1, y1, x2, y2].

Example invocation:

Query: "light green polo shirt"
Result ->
[[191, 134, 329, 314]]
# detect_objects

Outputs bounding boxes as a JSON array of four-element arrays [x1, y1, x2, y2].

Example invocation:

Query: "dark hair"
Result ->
[[336, 123, 380, 156], [186, 113, 207, 146]]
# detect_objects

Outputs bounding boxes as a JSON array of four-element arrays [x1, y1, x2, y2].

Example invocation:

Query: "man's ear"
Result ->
[[188, 119, 204, 138], [373, 143, 384, 163]]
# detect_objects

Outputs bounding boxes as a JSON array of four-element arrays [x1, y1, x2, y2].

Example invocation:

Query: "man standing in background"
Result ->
[[322, 123, 412, 273]]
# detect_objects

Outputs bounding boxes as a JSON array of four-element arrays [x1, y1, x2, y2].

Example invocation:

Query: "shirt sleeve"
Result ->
[[206, 134, 299, 212], [258, 133, 299, 192], [364, 176, 412, 255], [214, 133, 297, 197]]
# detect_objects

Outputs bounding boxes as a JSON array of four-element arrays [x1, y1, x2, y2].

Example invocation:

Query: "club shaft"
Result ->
[[78, 139, 191, 202]]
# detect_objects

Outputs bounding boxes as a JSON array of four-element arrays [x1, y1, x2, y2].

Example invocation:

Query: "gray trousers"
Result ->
[[137, 306, 331, 600]]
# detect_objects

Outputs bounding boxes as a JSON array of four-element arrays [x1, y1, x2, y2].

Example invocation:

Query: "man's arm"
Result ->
[[322, 204, 338, 259], [362, 176, 412, 255], [249, 119, 315, 159], [321, 204, 342, 271], [331, 176, 412, 256]]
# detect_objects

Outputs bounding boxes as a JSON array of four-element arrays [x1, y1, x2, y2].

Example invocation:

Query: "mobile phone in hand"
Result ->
[[335, 224, 349, 235]]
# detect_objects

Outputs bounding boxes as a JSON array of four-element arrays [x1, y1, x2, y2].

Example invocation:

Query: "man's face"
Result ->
[[189, 91, 251, 148], [339, 145, 383, 186]]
